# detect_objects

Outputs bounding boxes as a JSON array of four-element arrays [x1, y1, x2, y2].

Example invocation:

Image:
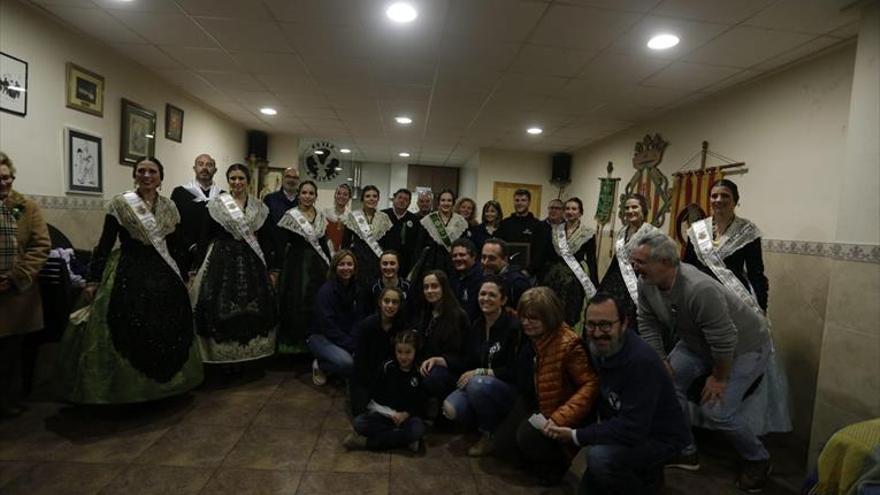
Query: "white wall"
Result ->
[[0, 0, 246, 197], [459, 153, 479, 202], [567, 43, 856, 243], [267, 133, 299, 170]]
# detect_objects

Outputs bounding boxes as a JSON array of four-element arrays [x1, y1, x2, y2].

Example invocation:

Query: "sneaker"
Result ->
[[311, 359, 327, 386], [737, 459, 772, 493], [467, 432, 494, 457], [665, 451, 700, 471], [408, 439, 421, 453], [342, 432, 367, 450]]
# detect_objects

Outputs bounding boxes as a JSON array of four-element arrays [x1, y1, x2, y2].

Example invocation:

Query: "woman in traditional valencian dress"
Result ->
[[683, 178, 791, 436], [275, 180, 331, 355], [598, 193, 657, 333], [323, 183, 352, 253], [538, 198, 598, 328], [341, 185, 391, 297], [411, 189, 469, 283], [59, 158, 203, 403], [190, 164, 276, 365]]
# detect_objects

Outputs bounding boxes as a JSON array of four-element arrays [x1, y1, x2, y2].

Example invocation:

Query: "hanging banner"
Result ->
[[594, 177, 618, 225]]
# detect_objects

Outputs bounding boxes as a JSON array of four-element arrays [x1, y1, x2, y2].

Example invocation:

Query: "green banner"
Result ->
[[594, 178, 618, 225]]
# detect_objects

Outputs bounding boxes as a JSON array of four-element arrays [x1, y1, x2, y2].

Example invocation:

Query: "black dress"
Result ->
[[341, 210, 392, 302], [539, 223, 598, 327], [411, 212, 469, 283]]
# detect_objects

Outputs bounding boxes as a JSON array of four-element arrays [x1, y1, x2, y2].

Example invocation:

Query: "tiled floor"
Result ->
[[0, 360, 804, 494]]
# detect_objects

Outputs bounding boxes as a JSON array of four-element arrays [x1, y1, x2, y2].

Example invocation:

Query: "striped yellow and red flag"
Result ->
[[668, 168, 723, 246]]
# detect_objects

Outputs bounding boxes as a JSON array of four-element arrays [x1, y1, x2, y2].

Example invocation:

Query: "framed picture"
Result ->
[[0, 52, 28, 117], [66, 63, 105, 117], [258, 166, 286, 199], [165, 103, 184, 142], [66, 128, 103, 194], [120, 98, 156, 165]]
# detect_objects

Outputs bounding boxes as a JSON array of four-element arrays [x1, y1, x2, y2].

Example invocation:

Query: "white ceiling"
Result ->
[[31, 0, 859, 165]]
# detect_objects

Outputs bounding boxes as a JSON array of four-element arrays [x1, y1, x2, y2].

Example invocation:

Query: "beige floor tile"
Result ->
[[201, 468, 303, 494], [295, 472, 389, 495], [474, 473, 572, 495], [99, 464, 213, 495], [223, 426, 319, 471], [390, 472, 479, 495], [390, 439, 472, 475], [0, 461, 35, 489], [133, 423, 245, 467], [306, 430, 390, 474], [52, 426, 169, 464], [253, 399, 332, 430], [182, 394, 267, 428], [0, 462, 123, 494]]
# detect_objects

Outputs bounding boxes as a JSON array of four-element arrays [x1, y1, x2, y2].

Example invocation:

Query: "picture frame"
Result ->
[[258, 166, 286, 199], [66, 63, 105, 117], [66, 128, 103, 194], [0, 52, 28, 117], [120, 98, 156, 165], [165, 103, 184, 143]]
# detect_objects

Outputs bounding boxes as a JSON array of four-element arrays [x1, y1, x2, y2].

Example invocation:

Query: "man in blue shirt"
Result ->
[[262, 166, 300, 224]]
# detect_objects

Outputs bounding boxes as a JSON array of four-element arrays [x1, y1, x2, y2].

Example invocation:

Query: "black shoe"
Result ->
[[665, 451, 700, 471], [737, 459, 771, 493]]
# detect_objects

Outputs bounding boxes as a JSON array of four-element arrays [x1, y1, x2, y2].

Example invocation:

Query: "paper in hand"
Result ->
[[528, 413, 548, 430]]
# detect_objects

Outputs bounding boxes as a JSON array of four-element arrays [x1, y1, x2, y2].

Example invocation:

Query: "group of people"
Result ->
[[0, 149, 791, 494]]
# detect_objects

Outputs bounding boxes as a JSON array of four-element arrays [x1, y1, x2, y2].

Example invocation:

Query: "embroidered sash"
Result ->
[[350, 210, 385, 258], [285, 208, 330, 265], [420, 212, 468, 253], [122, 191, 183, 282], [429, 213, 452, 249], [182, 181, 220, 203], [218, 193, 266, 266], [615, 223, 657, 304], [688, 217, 763, 317], [553, 223, 596, 298]]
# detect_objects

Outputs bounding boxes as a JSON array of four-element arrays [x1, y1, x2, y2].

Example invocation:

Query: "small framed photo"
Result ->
[[0, 52, 28, 117], [66, 63, 105, 117], [258, 166, 286, 199], [120, 98, 156, 165], [66, 128, 103, 194], [165, 103, 184, 142]]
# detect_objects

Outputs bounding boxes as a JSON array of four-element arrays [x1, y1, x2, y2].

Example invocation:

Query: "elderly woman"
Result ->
[[59, 157, 203, 404], [512, 287, 598, 485], [0, 152, 50, 417]]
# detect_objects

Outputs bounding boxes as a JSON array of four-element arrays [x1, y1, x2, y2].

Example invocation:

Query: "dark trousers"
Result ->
[[0, 335, 23, 410], [579, 440, 678, 495], [516, 415, 570, 481], [352, 411, 426, 450]]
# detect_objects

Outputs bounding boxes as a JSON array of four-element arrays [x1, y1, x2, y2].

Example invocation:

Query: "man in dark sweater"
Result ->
[[262, 166, 299, 224], [170, 153, 221, 269], [382, 188, 421, 276], [496, 188, 546, 275], [546, 293, 690, 494], [450, 238, 483, 322], [480, 237, 531, 309]]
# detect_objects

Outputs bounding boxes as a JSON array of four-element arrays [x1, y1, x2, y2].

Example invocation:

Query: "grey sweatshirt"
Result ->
[[638, 263, 769, 363]]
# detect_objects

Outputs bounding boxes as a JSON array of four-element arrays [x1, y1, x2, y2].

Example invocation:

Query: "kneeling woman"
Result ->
[[513, 287, 598, 483], [59, 158, 203, 403], [308, 250, 360, 385], [191, 163, 276, 364], [443, 275, 522, 457]]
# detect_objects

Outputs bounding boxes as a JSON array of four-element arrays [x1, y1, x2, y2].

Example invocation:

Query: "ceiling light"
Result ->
[[647, 34, 680, 50], [259, 107, 277, 115], [526, 127, 543, 135], [314, 150, 324, 155], [145, 134, 154, 139], [340, 148, 351, 154], [395, 116, 413, 125], [386, 2, 417, 23], [399, 152, 410, 158], [334, 166, 343, 171]]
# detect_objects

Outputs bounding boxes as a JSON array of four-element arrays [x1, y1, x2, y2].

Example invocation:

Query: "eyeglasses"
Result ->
[[585, 320, 619, 332]]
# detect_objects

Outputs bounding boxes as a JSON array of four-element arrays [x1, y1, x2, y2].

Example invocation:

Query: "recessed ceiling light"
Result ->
[[145, 134, 155, 139], [395, 116, 413, 125], [314, 150, 325, 155], [340, 148, 351, 154], [386, 2, 417, 23], [399, 152, 410, 158], [346, 177, 354, 181], [334, 166, 343, 171], [260, 107, 277, 115], [647, 34, 680, 50], [526, 127, 543, 135]]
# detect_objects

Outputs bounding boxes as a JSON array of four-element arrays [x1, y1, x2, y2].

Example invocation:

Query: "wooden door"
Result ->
[[493, 181, 543, 218]]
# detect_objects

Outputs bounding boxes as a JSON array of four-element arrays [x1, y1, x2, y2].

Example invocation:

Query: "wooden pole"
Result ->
[[700, 141, 708, 170]]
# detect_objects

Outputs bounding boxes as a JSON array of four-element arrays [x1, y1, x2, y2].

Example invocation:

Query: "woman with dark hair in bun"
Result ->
[[411, 188, 469, 283], [598, 193, 657, 332], [59, 157, 203, 404], [341, 184, 392, 301], [190, 163, 277, 365], [538, 197, 598, 328]]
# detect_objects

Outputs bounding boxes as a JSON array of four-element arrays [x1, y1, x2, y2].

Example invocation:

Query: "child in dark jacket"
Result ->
[[344, 330, 427, 452]]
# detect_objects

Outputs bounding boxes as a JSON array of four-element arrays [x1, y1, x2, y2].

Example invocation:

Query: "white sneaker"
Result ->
[[311, 359, 327, 386]]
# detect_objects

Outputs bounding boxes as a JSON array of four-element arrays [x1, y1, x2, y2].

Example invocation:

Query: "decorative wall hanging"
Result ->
[[304, 141, 342, 182], [119, 98, 156, 165], [165, 103, 184, 143], [0, 52, 28, 117], [594, 161, 620, 258], [624, 133, 671, 228], [66, 63, 105, 117], [66, 128, 103, 194]]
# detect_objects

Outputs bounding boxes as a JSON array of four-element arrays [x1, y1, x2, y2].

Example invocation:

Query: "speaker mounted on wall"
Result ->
[[246, 130, 269, 163], [551, 152, 572, 184]]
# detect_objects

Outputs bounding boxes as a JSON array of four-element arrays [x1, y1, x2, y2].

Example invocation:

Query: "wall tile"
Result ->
[[825, 260, 880, 336], [814, 323, 880, 417]]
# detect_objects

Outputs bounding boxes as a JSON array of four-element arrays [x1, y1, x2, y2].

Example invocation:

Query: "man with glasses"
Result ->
[[545, 292, 689, 494], [544, 199, 564, 227]]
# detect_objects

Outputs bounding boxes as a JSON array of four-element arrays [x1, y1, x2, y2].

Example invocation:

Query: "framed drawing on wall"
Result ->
[[0, 51, 28, 117], [66, 128, 103, 194], [165, 103, 184, 142], [258, 166, 286, 199], [66, 63, 105, 117], [120, 98, 156, 165]]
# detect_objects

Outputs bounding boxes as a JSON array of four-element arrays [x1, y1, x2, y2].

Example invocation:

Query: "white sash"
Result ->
[[615, 223, 657, 305], [218, 193, 266, 266], [286, 208, 330, 265], [688, 218, 763, 317], [351, 210, 384, 258], [553, 223, 596, 298], [122, 191, 183, 282], [182, 181, 221, 203]]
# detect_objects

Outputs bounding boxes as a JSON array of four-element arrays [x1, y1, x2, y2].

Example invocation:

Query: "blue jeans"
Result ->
[[422, 365, 455, 398], [443, 375, 517, 432], [579, 441, 678, 495], [307, 334, 353, 378], [352, 411, 426, 450], [670, 340, 771, 461]]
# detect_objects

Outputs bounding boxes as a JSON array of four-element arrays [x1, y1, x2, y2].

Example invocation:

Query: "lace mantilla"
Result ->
[[342, 210, 393, 241], [278, 207, 329, 238], [207, 193, 269, 240], [107, 192, 179, 245], [552, 222, 595, 256], [420, 212, 468, 249]]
